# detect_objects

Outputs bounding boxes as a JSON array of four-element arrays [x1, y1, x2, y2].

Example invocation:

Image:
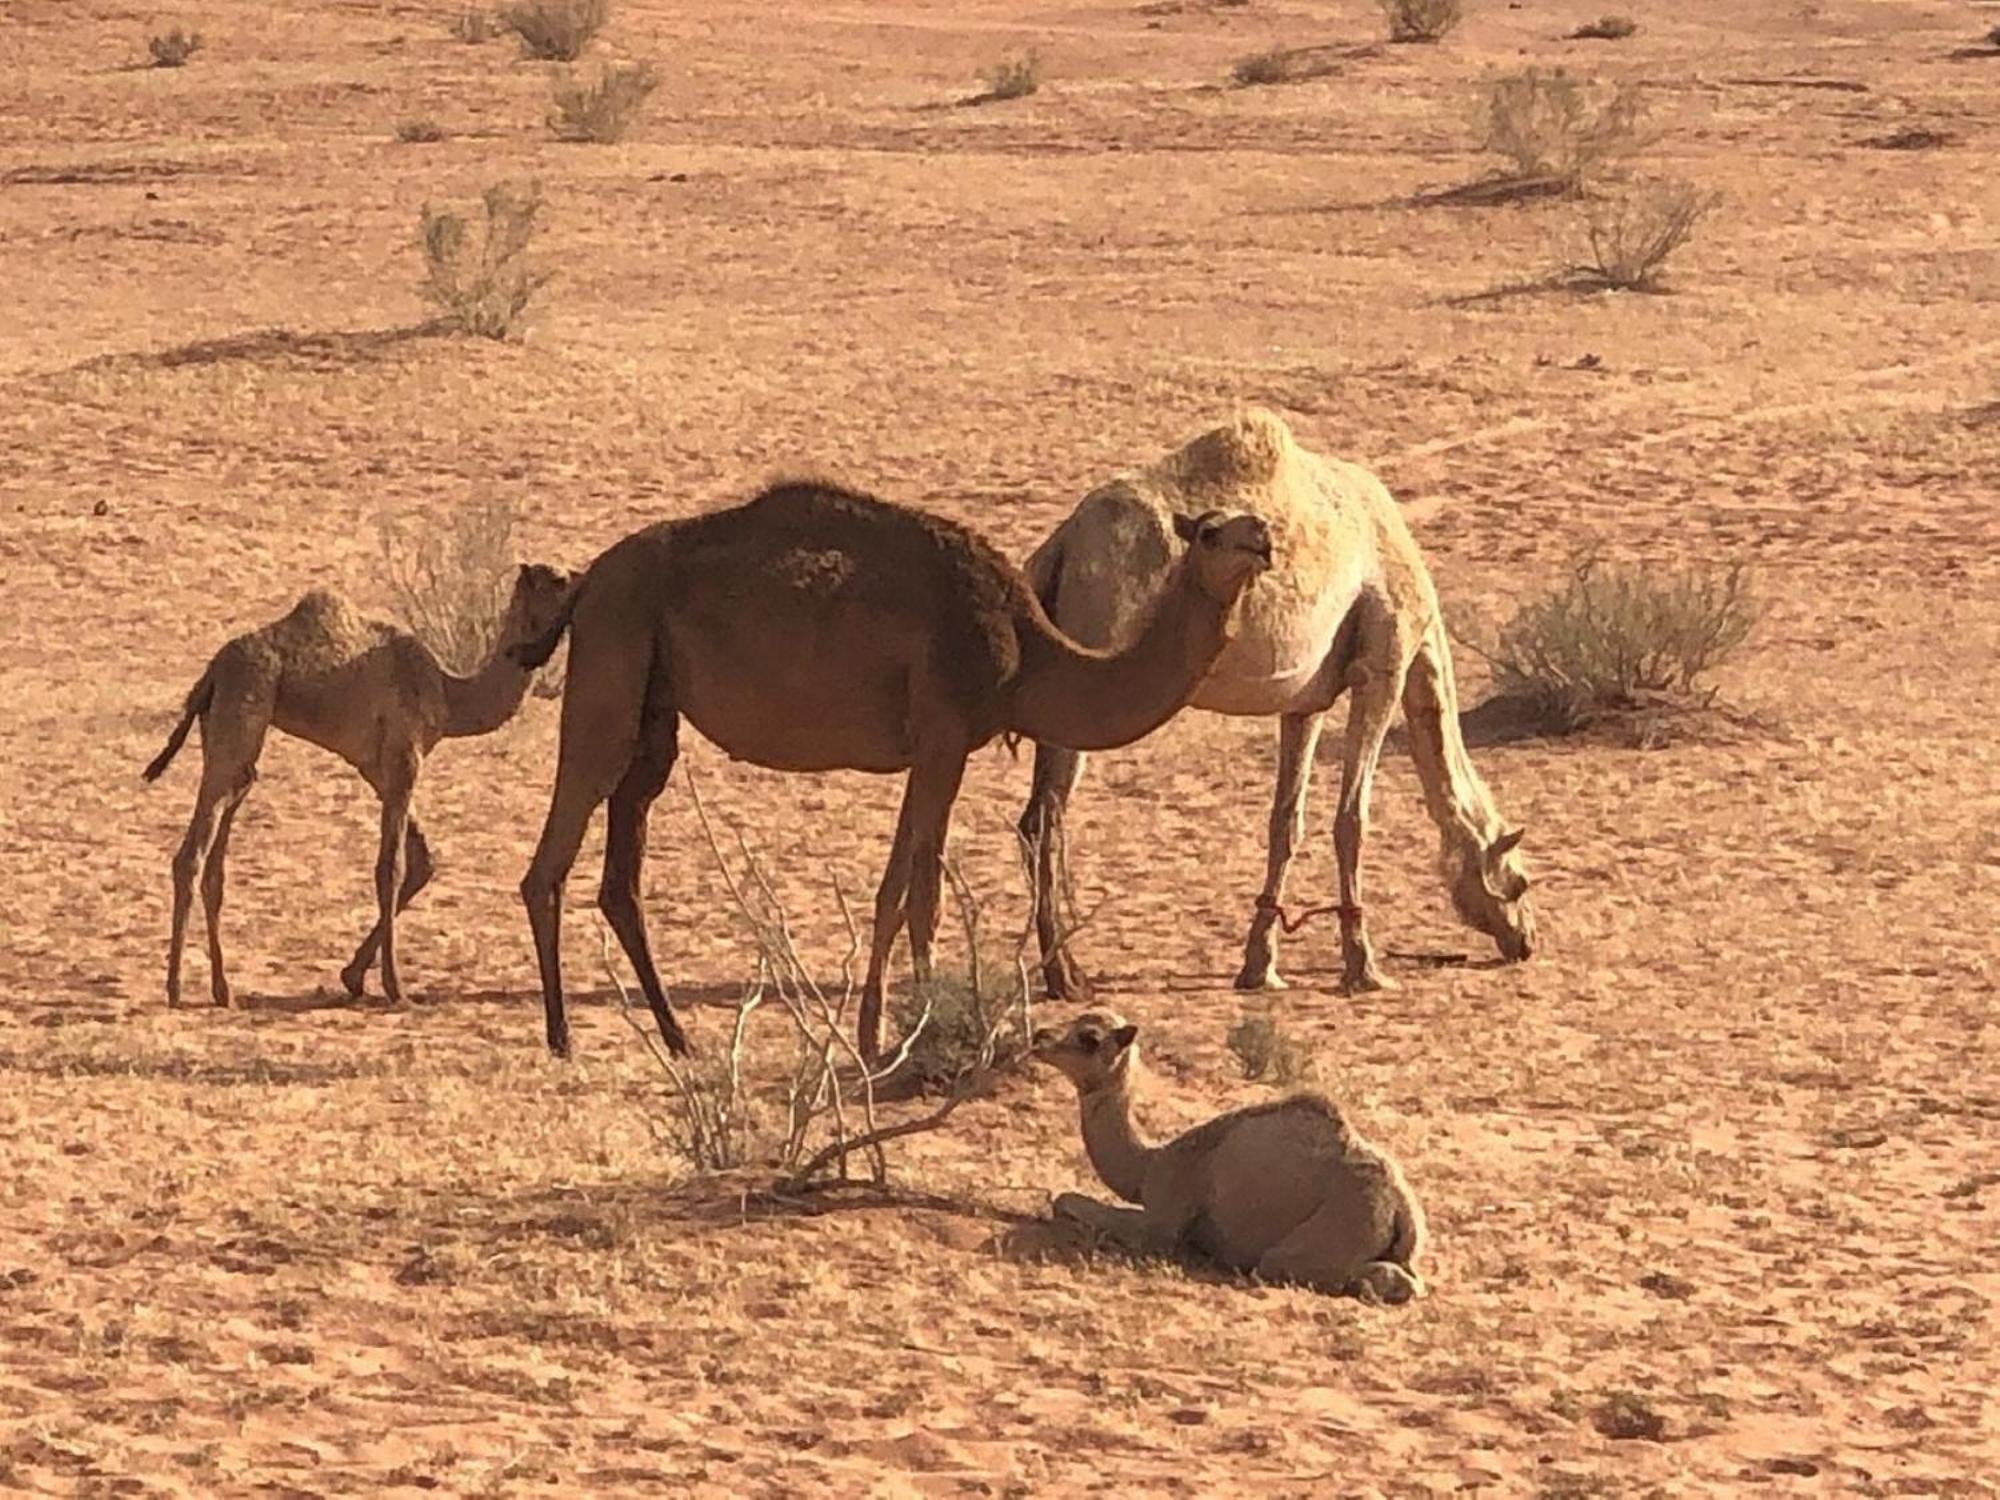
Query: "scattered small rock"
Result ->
[[1638, 1269, 1695, 1300]]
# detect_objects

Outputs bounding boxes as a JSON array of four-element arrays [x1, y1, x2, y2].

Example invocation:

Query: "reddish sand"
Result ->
[[1, 1, 1995, 1494]]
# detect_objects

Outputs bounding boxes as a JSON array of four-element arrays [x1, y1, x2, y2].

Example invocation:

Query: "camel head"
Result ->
[[497, 562, 574, 650], [1171, 509, 1273, 606], [1032, 1009, 1140, 1093], [1442, 825, 1536, 962]]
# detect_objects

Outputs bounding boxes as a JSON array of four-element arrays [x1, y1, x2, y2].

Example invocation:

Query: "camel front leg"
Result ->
[[1052, 1192, 1180, 1257], [1017, 742, 1090, 1001], [371, 759, 418, 1005], [1332, 665, 1404, 994], [862, 749, 968, 1065], [341, 819, 433, 997], [1235, 711, 1325, 991]]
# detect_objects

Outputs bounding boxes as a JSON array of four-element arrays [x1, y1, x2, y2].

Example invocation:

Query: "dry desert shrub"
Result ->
[[148, 27, 203, 67], [633, 779, 1037, 1183], [1571, 15, 1637, 40], [1225, 1014, 1321, 1088], [377, 495, 529, 676], [1577, 176, 1717, 289], [1482, 67, 1640, 187], [548, 60, 659, 143], [980, 52, 1042, 101], [417, 182, 550, 339], [1381, 0, 1463, 44], [1233, 47, 1293, 86], [451, 7, 497, 43], [501, 0, 609, 61], [395, 118, 448, 144], [1481, 547, 1758, 733]]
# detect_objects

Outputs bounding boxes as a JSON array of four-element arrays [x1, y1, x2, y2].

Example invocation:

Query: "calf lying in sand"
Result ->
[[1033, 1012, 1427, 1303]]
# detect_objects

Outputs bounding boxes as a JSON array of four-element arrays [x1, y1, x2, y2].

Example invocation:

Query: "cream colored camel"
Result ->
[[1018, 409, 1536, 999], [512, 479, 1273, 1063], [144, 564, 574, 1007], [1033, 1011, 1426, 1303]]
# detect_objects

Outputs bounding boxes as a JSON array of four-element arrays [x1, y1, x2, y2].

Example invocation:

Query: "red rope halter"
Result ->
[[1253, 893, 1363, 935]]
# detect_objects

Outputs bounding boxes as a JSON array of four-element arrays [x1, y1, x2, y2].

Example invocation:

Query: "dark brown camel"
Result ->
[[512, 479, 1274, 1062]]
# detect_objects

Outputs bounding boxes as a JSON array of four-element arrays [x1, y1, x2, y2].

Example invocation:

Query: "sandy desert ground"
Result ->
[[2, 0, 1997, 1494]]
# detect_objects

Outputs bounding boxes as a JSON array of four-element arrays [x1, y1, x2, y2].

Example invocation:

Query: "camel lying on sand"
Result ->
[[144, 564, 573, 1007], [1018, 408, 1536, 999], [1034, 1010, 1427, 1303], [512, 479, 1273, 1063]]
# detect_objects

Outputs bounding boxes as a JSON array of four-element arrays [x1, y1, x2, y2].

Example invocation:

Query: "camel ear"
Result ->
[[1491, 826, 1526, 859], [1171, 512, 1201, 543], [1108, 1023, 1138, 1054]]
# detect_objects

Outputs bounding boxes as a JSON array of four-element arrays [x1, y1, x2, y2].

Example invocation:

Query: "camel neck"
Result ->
[[1077, 1076, 1156, 1204], [1407, 623, 1504, 854], [1008, 570, 1237, 752], [441, 651, 533, 738]]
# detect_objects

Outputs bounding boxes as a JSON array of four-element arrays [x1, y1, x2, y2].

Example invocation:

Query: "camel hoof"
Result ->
[[1352, 1262, 1424, 1306], [339, 965, 367, 998], [1043, 968, 1094, 1004], [210, 986, 233, 1009], [1232, 965, 1288, 992]]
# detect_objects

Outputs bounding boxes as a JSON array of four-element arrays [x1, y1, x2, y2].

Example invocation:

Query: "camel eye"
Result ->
[[1077, 1030, 1101, 1052]]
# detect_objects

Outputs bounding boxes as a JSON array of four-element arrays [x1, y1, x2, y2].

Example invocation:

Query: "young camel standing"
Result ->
[[1034, 1011, 1427, 1303], [1018, 409, 1536, 1000], [144, 563, 573, 1007], [511, 479, 1274, 1063]]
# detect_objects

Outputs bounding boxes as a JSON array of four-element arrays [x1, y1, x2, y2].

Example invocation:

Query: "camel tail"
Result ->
[[143, 668, 214, 782], [509, 588, 578, 671]]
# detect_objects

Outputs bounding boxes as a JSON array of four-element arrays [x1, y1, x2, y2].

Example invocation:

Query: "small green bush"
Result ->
[[1578, 176, 1717, 290], [890, 955, 1029, 1092], [1381, 0, 1463, 44], [1225, 1015, 1321, 1088], [1481, 67, 1640, 186], [549, 60, 659, 143], [418, 182, 551, 340], [501, 0, 609, 61], [980, 51, 1041, 101], [1488, 548, 1756, 730], [148, 27, 203, 67]]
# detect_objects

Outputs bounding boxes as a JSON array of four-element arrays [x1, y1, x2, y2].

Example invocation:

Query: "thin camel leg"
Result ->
[[1331, 662, 1406, 993], [167, 770, 241, 1008], [199, 795, 248, 1007], [1254, 1195, 1419, 1303], [372, 765, 416, 1004], [1018, 742, 1089, 1001], [341, 819, 434, 996], [1235, 711, 1325, 991], [597, 693, 688, 1056], [861, 749, 968, 1064], [1052, 1193, 1180, 1257]]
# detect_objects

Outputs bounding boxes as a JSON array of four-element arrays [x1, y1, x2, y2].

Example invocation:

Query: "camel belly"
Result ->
[[666, 623, 919, 775]]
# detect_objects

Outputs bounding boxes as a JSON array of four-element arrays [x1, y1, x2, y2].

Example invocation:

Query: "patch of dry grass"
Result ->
[[501, 0, 609, 61], [377, 495, 526, 677], [1576, 176, 1717, 290], [416, 181, 550, 339], [1481, 67, 1641, 187], [1380, 0, 1462, 44], [548, 60, 660, 144], [148, 27, 202, 67], [977, 52, 1041, 102]]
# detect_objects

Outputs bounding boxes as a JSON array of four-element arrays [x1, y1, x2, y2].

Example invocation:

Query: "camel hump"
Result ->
[[1172, 408, 1296, 489]]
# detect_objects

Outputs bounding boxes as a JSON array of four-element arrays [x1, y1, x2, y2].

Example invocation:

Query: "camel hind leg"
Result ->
[[596, 671, 688, 1056], [1017, 742, 1089, 1001], [521, 595, 652, 1059], [1253, 1193, 1413, 1302], [1330, 608, 1412, 994], [165, 659, 269, 1008], [368, 749, 420, 1005]]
